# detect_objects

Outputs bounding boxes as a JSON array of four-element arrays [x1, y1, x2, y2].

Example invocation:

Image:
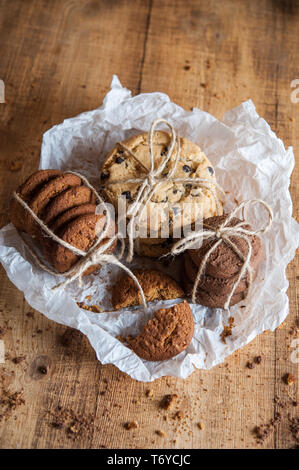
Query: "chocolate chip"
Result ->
[[121, 191, 131, 200], [100, 171, 109, 180], [208, 166, 214, 175], [115, 156, 124, 164], [254, 356, 262, 364], [183, 165, 192, 172]]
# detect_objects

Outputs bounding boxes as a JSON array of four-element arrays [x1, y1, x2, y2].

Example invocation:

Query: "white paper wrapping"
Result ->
[[0, 75, 298, 382]]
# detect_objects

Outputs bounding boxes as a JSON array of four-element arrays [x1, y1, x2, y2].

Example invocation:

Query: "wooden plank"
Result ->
[[0, 0, 298, 449]]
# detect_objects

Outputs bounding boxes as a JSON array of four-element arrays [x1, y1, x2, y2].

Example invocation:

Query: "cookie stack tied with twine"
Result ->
[[9, 169, 148, 303], [172, 200, 273, 309], [100, 118, 224, 260]]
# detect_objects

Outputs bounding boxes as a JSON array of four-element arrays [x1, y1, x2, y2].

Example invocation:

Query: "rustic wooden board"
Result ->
[[0, 0, 298, 449]]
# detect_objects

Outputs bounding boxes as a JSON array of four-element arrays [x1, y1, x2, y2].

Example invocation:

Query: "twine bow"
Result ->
[[102, 118, 224, 262], [171, 199, 273, 309], [13, 171, 148, 308]]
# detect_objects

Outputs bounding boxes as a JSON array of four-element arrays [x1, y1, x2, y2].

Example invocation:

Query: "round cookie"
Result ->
[[128, 300, 194, 361], [112, 269, 185, 310], [188, 215, 262, 279], [194, 284, 245, 308], [184, 252, 250, 295], [100, 131, 222, 246], [49, 203, 97, 234], [42, 186, 96, 225], [41, 203, 97, 259], [9, 169, 62, 233], [50, 213, 116, 273], [26, 173, 82, 236]]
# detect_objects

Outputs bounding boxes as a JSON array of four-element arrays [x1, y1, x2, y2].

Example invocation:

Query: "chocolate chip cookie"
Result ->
[[100, 131, 223, 255]]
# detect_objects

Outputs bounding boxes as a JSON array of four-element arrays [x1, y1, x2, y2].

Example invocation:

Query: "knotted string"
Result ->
[[13, 171, 148, 307], [102, 118, 224, 262], [171, 199, 273, 309]]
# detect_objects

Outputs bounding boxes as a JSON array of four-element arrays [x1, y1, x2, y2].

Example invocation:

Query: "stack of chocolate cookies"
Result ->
[[183, 215, 262, 308], [10, 170, 116, 275]]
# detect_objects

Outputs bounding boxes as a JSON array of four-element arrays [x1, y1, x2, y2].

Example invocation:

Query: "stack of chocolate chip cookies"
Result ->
[[100, 131, 223, 257], [10, 170, 116, 275], [183, 215, 262, 308]]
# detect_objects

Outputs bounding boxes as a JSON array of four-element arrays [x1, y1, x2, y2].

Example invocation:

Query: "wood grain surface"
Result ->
[[0, 0, 298, 449]]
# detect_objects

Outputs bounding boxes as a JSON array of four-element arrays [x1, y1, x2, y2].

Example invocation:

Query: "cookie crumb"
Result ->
[[11, 355, 26, 365], [145, 388, 153, 398], [220, 317, 235, 343], [51, 420, 63, 429], [246, 361, 255, 369], [77, 302, 102, 313], [174, 410, 184, 420], [254, 356, 262, 364], [156, 429, 166, 437], [283, 373, 296, 386], [197, 422, 205, 430], [160, 394, 178, 410], [124, 421, 139, 430], [116, 335, 126, 344]]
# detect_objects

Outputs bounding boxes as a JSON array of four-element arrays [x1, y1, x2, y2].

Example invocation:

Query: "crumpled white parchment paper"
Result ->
[[0, 75, 298, 382]]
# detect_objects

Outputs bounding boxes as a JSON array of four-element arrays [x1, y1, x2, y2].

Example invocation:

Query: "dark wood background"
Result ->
[[0, 0, 298, 449]]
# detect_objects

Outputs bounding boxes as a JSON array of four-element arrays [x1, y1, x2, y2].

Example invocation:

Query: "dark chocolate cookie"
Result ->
[[184, 252, 250, 295], [189, 215, 262, 279]]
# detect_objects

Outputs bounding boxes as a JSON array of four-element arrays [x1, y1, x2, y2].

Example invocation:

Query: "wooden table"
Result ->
[[0, 0, 298, 449]]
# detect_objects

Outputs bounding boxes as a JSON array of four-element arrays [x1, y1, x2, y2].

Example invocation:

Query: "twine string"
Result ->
[[13, 172, 148, 307]]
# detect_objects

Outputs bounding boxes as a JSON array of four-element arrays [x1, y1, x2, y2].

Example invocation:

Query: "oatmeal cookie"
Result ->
[[42, 186, 96, 225], [128, 300, 194, 361], [189, 215, 262, 279], [26, 173, 82, 236]]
